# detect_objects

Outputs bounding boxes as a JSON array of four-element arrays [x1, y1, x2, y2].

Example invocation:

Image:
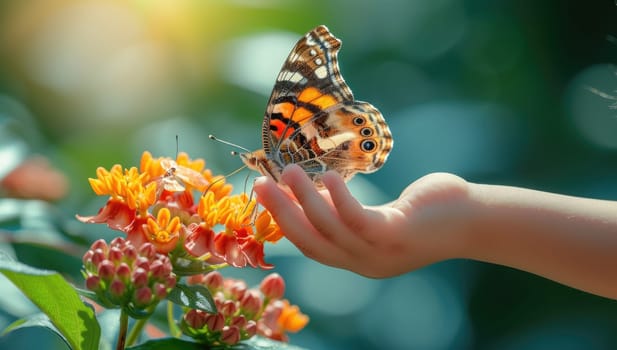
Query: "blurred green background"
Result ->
[[1, 0, 617, 349]]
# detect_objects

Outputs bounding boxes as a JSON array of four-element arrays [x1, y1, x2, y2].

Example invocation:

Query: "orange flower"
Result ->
[[254, 210, 284, 243], [277, 300, 309, 333], [258, 299, 309, 341], [80, 151, 282, 269], [87, 164, 156, 216], [76, 198, 135, 231], [197, 192, 255, 231], [143, 208, 182, 253]]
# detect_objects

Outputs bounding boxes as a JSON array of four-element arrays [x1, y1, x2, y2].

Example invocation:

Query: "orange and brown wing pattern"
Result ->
[[263, 25, 353, 153], [241, 25, 392, 188]]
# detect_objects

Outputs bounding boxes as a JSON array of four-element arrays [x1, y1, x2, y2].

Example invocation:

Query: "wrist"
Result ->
[[403, 173, 474, 263]]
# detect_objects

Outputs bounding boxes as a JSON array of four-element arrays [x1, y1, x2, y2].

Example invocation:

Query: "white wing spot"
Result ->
[[309, 48, 317, 56], [277, 71, 305, 83], [314, 65, 328, 79], [317, 131, 355, 150], [314, 57, 323, 65]]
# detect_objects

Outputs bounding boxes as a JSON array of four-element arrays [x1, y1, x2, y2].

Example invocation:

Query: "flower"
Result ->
[[142, 208, 182, 253], [82, 238, 176, 312], [258, 300, 309, 342], [79, 151, 308, 346], [182, 272, 308, 344], [0, 156, 68, 201], [78, 151, 283, 268]]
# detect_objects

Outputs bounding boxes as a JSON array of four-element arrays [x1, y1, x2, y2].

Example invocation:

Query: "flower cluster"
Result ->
[[181, 272, 309, 345], [82, 237, 176, 314], [77, 151, 283, 269], [78, 151, 308, 345]]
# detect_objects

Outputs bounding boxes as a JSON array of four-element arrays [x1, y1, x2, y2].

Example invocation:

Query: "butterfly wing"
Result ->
[[262, 25, 353, 155], [243, 25, 392, 187]]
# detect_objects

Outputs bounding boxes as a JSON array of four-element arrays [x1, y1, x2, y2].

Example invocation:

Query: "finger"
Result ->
[[322, 171, 367, 230], [281, 166, 372, 255], [281, 165, 346, 240], [253, 176, 344, 265]]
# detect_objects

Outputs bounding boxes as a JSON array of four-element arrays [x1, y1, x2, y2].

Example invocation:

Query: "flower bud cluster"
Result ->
[[181, 271, 305, 345], [82, 237, 176, 310]]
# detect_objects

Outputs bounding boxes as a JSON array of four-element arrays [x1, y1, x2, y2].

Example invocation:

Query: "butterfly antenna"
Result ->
[[202, 164, 249, 196], [175, 135, 179, 160], [208, 134, 252, 154]]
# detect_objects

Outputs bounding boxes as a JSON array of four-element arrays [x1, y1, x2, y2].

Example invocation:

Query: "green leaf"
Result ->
[[126, 338, 204, 350], [126, 336, 308, 350], [169, 253, 215, 276], [166, 283, 216, 313], [0, 251, 101, 350], [12, 241, 84, 281], [2, 313, 70, 347]]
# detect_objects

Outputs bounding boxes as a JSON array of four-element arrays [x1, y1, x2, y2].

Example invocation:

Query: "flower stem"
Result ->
[[126, 317, 146, 347], [167, 300, 181, 337], [117, 309, 129, 350]]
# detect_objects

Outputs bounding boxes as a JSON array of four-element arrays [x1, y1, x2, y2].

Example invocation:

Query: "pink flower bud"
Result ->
[[245, 320, 257, 338], [153, 282, 170, 300], [203, 271, 223, 291], [230, 315, 247, 329], [186, 274, 205, 285], [123, 245, 137, 261], [134, 287, 153, 306], [82, 250, 94, 265], [240, 290, 262, 317], [139, 243, 157, 259], [149, 259, 168, 280], [131, 267, 148, 287], [109, 279, 126, 298], [109, 246, 123, 263], [204, 313, 225, 332], [98, 260, 115, 280], [91, 239, 108, 252], [116, 262, 131, 282], [220, 325, 241, 345], [91, 249, 106, 267], [110, 236, 126, 247], [165, 275, 177, 289], [85, 275, 101, 291], [184, 309, 207, 329], [219, 300, 238, 317], [228, 280, 247, 300], [260, 273, 285, 300], [134, 257, 150, 271]]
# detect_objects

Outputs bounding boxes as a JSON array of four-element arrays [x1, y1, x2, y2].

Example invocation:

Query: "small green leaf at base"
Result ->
[[0, 251, 100, 350], [167, 283, 216, 313]]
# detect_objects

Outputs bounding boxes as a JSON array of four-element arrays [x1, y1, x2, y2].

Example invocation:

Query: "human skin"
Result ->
[[253, 164, 617, 300]]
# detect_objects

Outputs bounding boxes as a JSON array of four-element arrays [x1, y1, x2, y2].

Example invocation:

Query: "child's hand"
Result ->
[[255, 164, 617, 299], [253, 164, 470, 278]]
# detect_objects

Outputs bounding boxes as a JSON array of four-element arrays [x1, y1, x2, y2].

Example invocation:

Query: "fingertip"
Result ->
[[253, 176, 271, 190], [281, 164, 311, 188], [322, 170, 345, 188], [281, 164, 303, 179], [253, 176, 280, 203]]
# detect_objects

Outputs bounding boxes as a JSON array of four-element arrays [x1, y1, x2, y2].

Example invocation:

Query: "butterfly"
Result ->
[[240, 25, 393, 189]]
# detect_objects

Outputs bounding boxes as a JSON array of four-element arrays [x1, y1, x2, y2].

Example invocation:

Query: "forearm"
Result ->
[[463, 183, 617, 299]]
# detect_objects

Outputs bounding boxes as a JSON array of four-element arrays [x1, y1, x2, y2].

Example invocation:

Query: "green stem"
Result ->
[[117, 309, 129, 350], [167, 300, 181, 337], [126, 317, 147, 347]]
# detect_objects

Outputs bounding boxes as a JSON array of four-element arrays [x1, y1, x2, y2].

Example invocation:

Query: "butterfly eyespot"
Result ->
[[353, 116, 365, 126], [360, 139, 376, 152], [360, 127, 373, 137]]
